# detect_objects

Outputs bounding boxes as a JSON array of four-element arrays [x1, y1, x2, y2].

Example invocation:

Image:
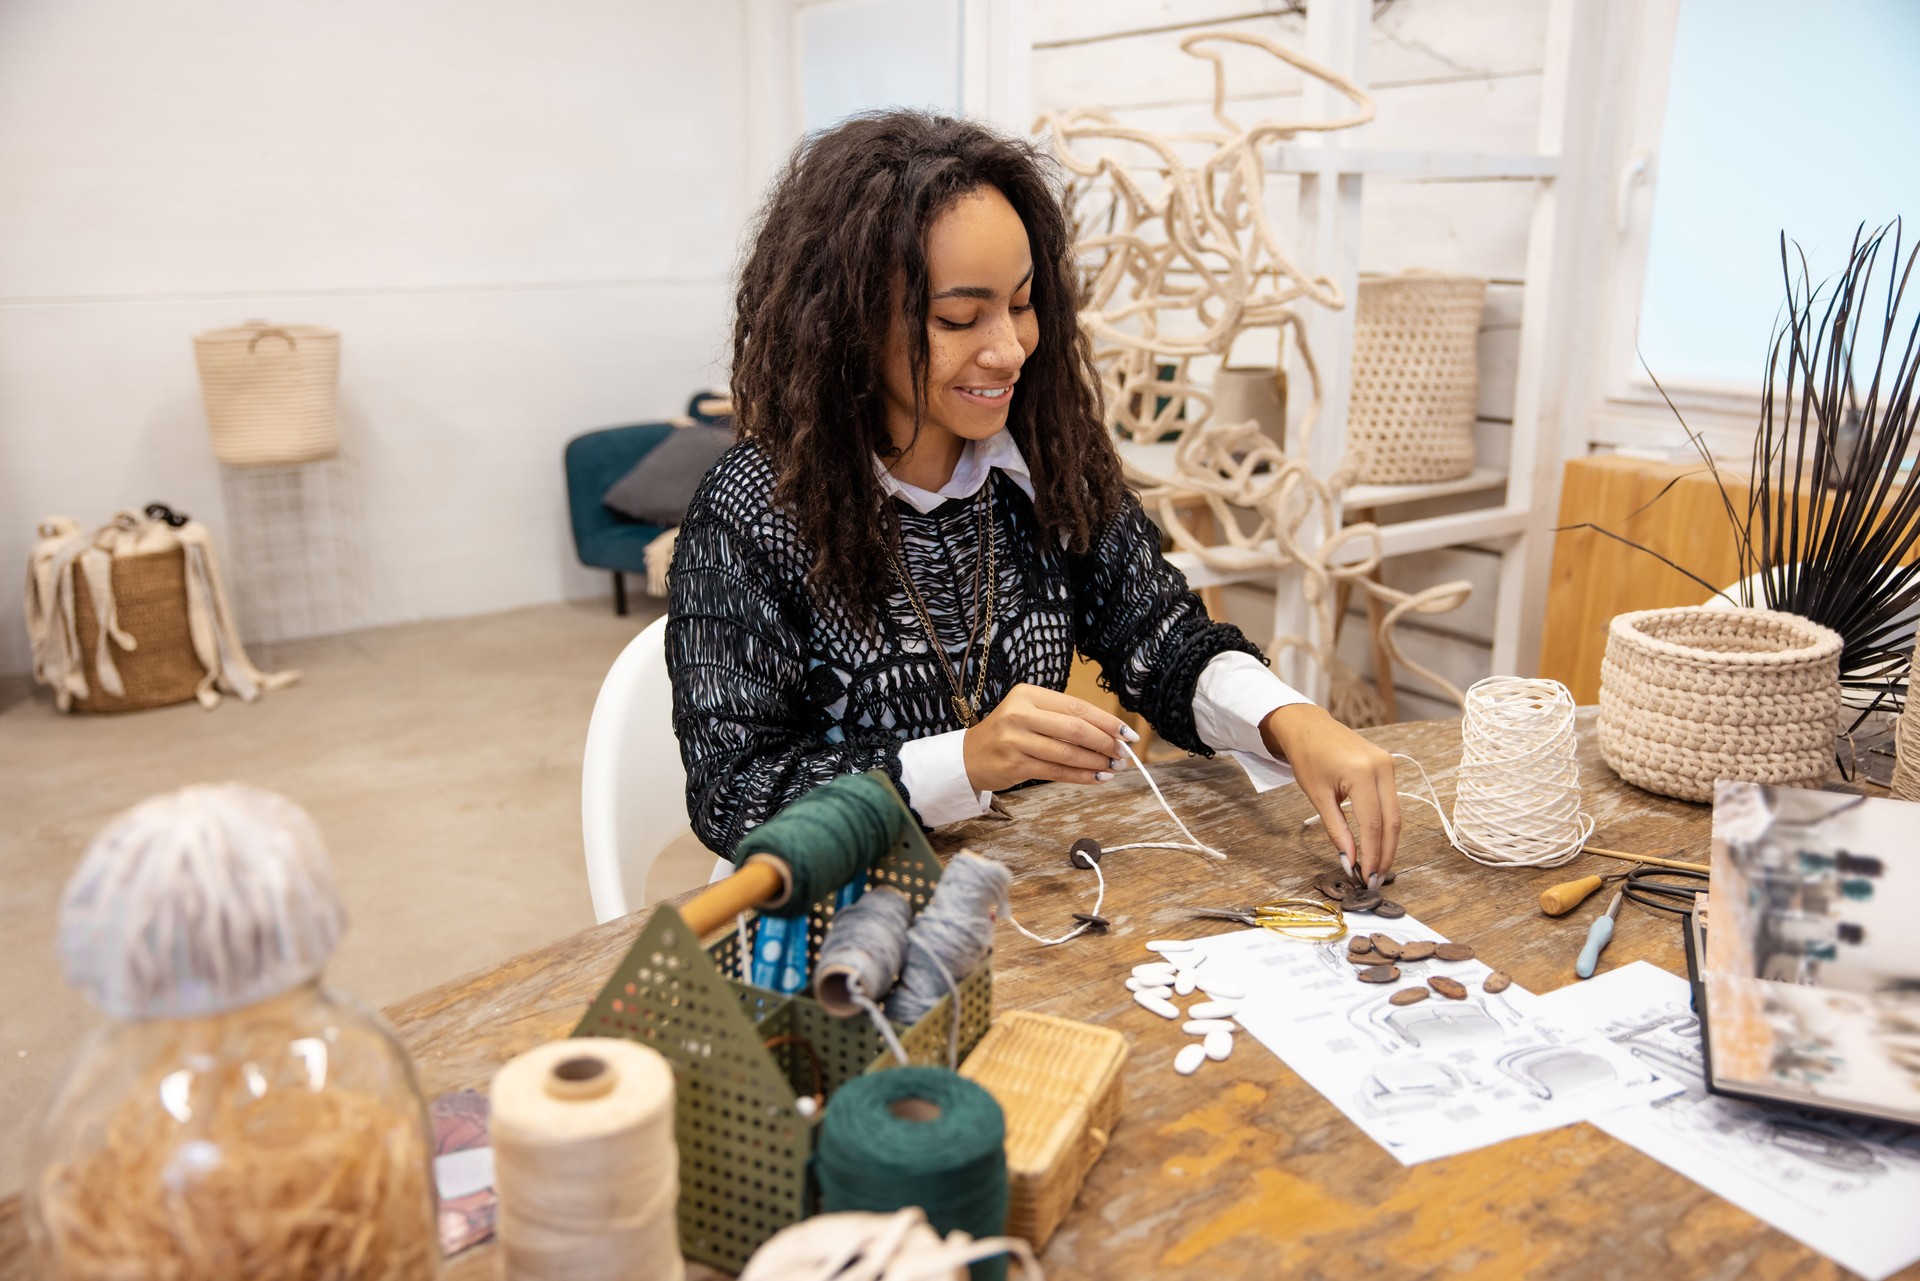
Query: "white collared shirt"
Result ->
[[879, 431, 1312, 825]]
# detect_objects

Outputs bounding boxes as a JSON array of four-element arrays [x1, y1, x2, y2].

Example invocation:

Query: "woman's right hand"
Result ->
[[961, 683, 1135, 793]]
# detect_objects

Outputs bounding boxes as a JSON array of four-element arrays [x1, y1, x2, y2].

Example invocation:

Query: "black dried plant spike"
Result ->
[[1561, 219, 1920, 717]]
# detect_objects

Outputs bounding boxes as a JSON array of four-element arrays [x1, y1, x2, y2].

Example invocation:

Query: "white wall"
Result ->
[[0, 0, 747, 675], [1031, 0, 1552, 717]]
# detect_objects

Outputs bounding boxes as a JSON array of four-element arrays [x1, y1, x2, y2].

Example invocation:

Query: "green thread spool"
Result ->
[[734, 772, 907, 916], [815, 1067, 1010, 1281]]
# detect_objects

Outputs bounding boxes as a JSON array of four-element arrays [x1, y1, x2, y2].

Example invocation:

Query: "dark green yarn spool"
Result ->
[[732, 771, 907, 917], [815, 1066, 1011, 1281]]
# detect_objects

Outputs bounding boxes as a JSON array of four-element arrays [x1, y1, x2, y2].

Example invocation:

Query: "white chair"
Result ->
[[581, 615, 728, 924]]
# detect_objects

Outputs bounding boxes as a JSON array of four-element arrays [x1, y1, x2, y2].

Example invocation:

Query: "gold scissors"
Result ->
[[1188, 898, 1347, 942]]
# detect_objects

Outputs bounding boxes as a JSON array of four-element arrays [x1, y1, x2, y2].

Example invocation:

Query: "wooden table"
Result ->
[[2, 713, 1902, 1279]]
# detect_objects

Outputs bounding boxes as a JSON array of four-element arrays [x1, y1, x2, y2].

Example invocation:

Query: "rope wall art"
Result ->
[[1039, 31, 1475, 725]]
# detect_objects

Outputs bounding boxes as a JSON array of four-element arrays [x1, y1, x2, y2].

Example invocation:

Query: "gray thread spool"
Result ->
[[813, 886, 913, 1017], [886, 853, 1008, 1027]]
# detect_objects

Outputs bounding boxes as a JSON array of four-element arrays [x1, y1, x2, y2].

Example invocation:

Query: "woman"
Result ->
[[668, 110, 1400, 886]]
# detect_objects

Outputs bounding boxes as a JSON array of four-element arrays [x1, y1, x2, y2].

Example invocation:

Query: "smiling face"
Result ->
[[879, 185, 1040, 488]]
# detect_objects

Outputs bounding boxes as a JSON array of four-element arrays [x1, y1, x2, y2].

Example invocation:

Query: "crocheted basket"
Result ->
[[1347, 273, 1485, 485], [1598, 607, 1842, 803], [192, 323, 340, 467], [69, 549, 207, 714], [1891, 632, 1920, 800]]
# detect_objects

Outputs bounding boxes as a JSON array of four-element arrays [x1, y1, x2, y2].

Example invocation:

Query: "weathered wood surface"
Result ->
[[3, 713, 1903, 1280]]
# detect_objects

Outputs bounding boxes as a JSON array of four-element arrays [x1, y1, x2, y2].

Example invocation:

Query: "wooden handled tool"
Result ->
[[1582, 845, 1710, 874], [679, 859, 788, 937], [1540, 874, 1617, 916]]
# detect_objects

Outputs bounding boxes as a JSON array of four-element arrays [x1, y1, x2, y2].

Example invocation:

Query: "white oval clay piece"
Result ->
[[1134, 991, 1180, 1019], [1173, 971, 1198, 996], [1200, 978, 1245, 1000], [1188, 1000, 1239, 1020], [1146, 940, 1197, 954], [1204, 1030, 1233, 1062], [1174, 1043, 1208, 1076], [1131, 961, 1177, 980], [1125, 977, 1173, 995], [1181, 1018, 1235, 1035]]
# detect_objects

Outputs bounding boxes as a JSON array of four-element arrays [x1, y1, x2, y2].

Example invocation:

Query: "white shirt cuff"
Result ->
[[1193, 651, 1314, 793], [897, 729, 992, 826]]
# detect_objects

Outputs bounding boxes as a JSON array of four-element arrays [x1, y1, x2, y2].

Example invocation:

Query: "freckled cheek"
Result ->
[[1018, 313, 1040, 359]]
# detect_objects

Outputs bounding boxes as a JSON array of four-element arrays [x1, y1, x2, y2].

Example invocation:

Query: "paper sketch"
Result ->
[[1190, 916, 1679, 1165], [1537, 961, 1920, 1281]]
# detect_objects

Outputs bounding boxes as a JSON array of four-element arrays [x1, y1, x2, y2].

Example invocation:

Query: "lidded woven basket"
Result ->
[[1347, 273, 1485, 485], [192, 322, 340, 466], [1598, 606, 1842, 803]]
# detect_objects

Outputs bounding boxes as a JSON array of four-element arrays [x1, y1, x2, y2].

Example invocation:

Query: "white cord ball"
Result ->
[[58, 784, 345, 1019]]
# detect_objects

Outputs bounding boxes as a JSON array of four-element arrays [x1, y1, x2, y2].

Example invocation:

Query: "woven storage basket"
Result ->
[[958, 1011, 1127, 1250], [1598, 607, 1842, 803], [192, 322, 340, 466], [1891, 632, 1920, 800], [69, 548, 206, 713], [1347, 273, 1485, 484]]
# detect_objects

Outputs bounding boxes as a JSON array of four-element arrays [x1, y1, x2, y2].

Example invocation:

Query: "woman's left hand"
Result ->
[[1260, 704, 1400, 887]]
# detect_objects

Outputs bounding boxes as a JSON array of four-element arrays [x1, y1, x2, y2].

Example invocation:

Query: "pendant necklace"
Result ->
[[886, 483, 996, 727]]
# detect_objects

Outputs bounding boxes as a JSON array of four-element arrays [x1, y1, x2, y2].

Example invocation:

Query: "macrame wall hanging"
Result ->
[[1039, 31, 1474, 726]]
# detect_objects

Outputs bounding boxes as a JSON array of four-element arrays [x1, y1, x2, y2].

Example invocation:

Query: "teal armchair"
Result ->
[[564, 422, 676, 615]]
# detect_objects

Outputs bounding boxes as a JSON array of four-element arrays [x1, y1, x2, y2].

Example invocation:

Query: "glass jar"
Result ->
[[27, 981, 441, 1281]]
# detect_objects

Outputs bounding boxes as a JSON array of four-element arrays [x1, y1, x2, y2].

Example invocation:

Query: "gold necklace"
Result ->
[[886, 485, 996, 727]]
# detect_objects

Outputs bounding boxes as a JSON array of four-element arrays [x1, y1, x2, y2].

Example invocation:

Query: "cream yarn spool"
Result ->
[[491, 1037, 683, 1281], [1445, 677, 1593, 867]]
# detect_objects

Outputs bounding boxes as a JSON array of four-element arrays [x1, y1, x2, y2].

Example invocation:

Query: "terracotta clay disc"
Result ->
[[1428, 976, 1468, 1000], [1369, 933, 1403, 960], [1357, 964, 1401, 984], [1348, 949, 1385, 966], [1483, 971, 1513, 994], [1389, 987, 1429, 1006], [1314, 872, 1355, 902], [1372, 898, 1407, 919], [1348, 934, 1373, 954], [1347, 887, 1383, 912], [1435, 942, 1476, 962], [1397, 940, 1436, 962]]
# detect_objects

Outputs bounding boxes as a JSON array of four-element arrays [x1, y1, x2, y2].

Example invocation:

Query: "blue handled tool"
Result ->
[[1576, 890, 1623, 978]]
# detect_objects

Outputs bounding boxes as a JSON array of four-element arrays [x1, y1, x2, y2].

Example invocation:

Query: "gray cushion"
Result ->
[[601, 424, 734, 526]]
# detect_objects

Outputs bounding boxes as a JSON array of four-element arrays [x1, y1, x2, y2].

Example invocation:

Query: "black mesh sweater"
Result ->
[[666, 441, 1266, 857]]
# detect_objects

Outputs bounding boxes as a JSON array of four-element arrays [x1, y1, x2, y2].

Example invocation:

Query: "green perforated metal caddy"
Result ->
[[572, 773, 994, 1272]]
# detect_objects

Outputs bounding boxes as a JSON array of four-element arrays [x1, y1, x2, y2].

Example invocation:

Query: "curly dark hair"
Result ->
[[731, 109, 1126, 616]]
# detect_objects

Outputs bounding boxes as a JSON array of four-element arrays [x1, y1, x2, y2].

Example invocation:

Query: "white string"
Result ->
[[1365, 677, 1593, 869], [1007, 738, 1227, 947]]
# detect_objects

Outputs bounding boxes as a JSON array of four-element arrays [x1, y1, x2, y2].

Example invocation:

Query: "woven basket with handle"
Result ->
[[70, 548, 206, 713], [1598, 606, 1842, 803], [1347, 273, 1485, 485], [192, 322, 340, 466]]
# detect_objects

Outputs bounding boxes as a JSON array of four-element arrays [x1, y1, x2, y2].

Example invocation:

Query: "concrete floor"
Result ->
[[0, 597, 715, 1196]]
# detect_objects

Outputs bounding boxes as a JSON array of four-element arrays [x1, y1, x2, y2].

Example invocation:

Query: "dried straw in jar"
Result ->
[[32, 1012, 435, 1281]]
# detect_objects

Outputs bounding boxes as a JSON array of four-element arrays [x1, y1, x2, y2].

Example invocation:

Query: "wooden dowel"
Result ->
[[679, 860, 786, 937], [1582, 845, 1711, 874]]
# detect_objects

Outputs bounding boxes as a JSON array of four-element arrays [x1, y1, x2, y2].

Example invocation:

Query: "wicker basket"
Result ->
[[958, 1011, 1127, 1250], [1347, 273, 1485, 485], [1598, 607, 1843, 802], [192, 322, 340, 466], [69, 549, 206, 713]]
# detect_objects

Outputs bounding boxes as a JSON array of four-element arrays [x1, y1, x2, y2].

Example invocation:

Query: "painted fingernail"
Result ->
[[1095, 771, 1115, 782], [1339, 854, 1355, 877], [1367, 873, 1382, 890], [1110, 758, 1123, 771], [1119, 725, 1140, 742]]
